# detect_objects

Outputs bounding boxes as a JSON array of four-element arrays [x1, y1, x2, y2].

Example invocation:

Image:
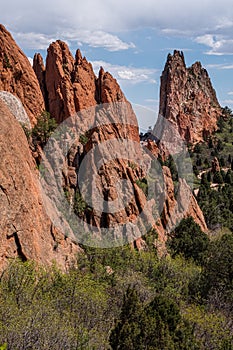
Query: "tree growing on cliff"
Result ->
[[32, 111, 57, 146]]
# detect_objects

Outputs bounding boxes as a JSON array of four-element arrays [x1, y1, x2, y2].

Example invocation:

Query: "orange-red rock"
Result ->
[[159, 50, 222, 144], [0, 29, 210, 264], [44, 40, 75, 123], [35, 41, 99, 123], [160, 166, 207, 234], [0, 99, 80, 271], [33, 53, 48, 108], [0, 24, 45, 125], [73, 49, 97, 112], [97, 67, 124, 104]]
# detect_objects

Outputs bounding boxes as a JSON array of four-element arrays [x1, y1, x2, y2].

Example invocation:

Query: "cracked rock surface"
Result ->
[[0, 99, 80, 271]]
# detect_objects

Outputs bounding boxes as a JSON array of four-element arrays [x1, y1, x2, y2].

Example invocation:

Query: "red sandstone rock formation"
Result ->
[[33, 40, 131, 124], [158, 50, 222, 145], [0, 24, 45, 125], [159, 166, 207, 233], [33, 53, 48, 108], [33, 40, 148, 244], [33, 41, 98, 123], [0, 99, 80, 271], [33, 44, 209, 251], [0, 27, 210, 263], [44, 40, 76, 123]]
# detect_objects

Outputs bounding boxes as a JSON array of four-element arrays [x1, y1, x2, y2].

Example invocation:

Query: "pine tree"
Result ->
[[167, 217, 209, 264], [213, 171, 224, 184], [32, 111, 57, 146], [109, 287, 143, 350]]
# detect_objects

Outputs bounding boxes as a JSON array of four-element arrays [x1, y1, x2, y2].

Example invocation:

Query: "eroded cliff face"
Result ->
[[33, 41, 130, 123], [0, 27, 210, 264], [0, 25, 45, 125], [33, 41, 150, 245], [158, 50, 222, 144], [0, 99, 80, 271], [161, 166, 207, 233]]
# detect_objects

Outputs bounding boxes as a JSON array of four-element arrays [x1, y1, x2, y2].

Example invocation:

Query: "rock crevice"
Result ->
[[0, 27, 212, 264]]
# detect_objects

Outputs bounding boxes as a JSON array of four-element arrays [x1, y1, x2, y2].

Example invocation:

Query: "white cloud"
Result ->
[[145, 98, 159, 103], [161, 29, 193, 36], [214, 18, 233, 30], [206, 63, 233, 69], [223, 65, 233, 69], [13, 30, 134, 52], [205, 64, 221, 69], [13, 32, 56, 50], [2, 0, 233, 51], [195, 35, 233, 55], [65, 30, 135, 51], [228, 92, 233, 95], [195, 35, 216, 48], [161, 47, 192, 52], [92, 60, 157, 84]]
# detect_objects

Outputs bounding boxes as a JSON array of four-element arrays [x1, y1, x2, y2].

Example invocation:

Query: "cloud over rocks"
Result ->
[[13, 30, 135, 51], [92, 61, 157, 84], [1, 0, 233, 51]]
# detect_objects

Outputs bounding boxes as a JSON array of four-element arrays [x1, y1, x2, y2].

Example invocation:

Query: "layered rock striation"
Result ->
[[158, 50, 222, 144], [0, 99, 80, 270], [0, 26, 212, 264], [33, 42, 127, 124]]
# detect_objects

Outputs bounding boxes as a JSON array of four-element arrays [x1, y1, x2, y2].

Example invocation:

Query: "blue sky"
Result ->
[[1, 0, 233, 130]]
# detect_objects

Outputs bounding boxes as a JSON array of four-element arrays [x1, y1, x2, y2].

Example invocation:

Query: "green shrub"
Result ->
[[167, 217, 209, 264], [79, 133, 89, 145], [0, 344, 7, 350], [3, 54, 12, 69], [73, 191, 87, 215], [32, 111, 57, 146], [135, 178, 148, 196]]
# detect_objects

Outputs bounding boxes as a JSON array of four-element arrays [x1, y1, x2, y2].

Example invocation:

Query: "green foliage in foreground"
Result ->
[[167, 217, 210, 264], [197, 182, 233, 231], [190, 109, 233, 232], [0, 344, 7, 350], [0, 228, 232, 350], [110, 288, 198, 350]]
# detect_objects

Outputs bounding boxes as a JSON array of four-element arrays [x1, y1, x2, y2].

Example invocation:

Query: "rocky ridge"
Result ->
[[33, 39, 149, 244], [158, 50, 222, 144], [33, 42, 127, 124], [0, 25, 214, 267]]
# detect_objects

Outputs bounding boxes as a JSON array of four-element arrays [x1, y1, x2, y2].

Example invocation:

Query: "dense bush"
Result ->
[[110, 288, 199, 350], [0, 236, 232, 350], [200, 234, 233, 308], [167, 217, 210, 264], [32, 111, 57, 146]]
